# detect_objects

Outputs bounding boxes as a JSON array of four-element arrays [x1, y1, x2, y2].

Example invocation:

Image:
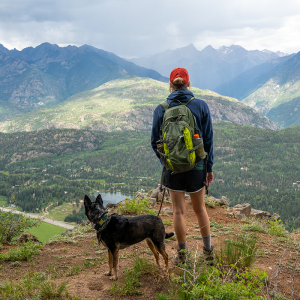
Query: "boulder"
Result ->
[[233, 203, 251, 217], [250, 209, 271, 219], [105, 203, 119, 209], [227, 211, 245, 220], [236, 213, 246, 221], [61, 229, 73, 235], [162, 206, 173, 215], [148, 187, 161, 198], [18, 233, 43, 244], [135, 192, 147, 199], [213, 196, 229, 206], [220, 196, 230, 206], [149, 198, 156, 208], [148, 187, 168, 202], [270, 213, 281, 221]]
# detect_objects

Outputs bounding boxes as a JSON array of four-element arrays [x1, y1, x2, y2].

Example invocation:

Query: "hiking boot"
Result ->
[[173, 249, 187, 265], [203, 245, 214, 266]]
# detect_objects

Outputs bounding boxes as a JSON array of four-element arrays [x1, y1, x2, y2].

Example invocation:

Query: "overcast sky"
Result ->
[[1, 0, 300, 57]]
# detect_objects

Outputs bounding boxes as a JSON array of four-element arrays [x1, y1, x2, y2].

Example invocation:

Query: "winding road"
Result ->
[[0, 207, 74, 229]]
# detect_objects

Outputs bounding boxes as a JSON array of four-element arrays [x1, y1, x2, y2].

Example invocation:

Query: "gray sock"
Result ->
[[202, 235, 211, 251], [177, 242, 187, 250]]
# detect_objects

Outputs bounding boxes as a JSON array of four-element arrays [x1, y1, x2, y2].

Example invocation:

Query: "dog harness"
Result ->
[[94, 211, 111, 232]]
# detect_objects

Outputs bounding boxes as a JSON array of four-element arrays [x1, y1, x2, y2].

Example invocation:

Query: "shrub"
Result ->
[[242, 223, 267, 234], [204, 198, 215, 208], [117, 197, 156, 215], [161, 264, 268, 300], [40, 280, 69, 299], [210, 221, 223, 229], [268, 218, 287, 237], [0, 210, 41, 244], [217, 233, 259, 268], [163, 220, 173, 226], [0, 242, 43, 261]]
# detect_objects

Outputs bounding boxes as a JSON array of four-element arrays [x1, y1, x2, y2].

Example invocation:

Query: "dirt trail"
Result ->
[[43, 203, 53, 216]]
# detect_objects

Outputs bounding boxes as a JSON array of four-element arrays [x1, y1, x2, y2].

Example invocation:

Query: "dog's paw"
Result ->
[[104, 271, 112, 276], [110, 276, 118, 281]]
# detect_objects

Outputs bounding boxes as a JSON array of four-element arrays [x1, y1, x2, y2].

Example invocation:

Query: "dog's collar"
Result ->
[[94, 211, 110, 232]]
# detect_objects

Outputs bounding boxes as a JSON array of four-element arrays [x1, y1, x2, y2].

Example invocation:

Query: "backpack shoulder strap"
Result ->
[[160, 101, 169, 111], [181, 97, 195, 106], [160, 97, 195, 111]]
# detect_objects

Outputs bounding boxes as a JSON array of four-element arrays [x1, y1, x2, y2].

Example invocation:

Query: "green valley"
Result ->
[[0, 124, 299, 230]]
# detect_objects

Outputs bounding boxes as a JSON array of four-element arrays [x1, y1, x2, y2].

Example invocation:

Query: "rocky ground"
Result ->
[[1, 196, 300, 299]]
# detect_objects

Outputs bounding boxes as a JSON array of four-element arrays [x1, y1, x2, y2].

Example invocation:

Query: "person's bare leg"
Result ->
[[169, 190, 186, 243], [190, 188, 210, 237]]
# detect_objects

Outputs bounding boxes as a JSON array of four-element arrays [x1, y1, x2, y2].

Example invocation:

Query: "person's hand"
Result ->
[[206, 172, 214, 187]]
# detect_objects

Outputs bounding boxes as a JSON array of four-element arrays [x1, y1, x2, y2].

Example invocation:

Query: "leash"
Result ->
[[157, 166, 166, 217], [157, 188, 166, 217]]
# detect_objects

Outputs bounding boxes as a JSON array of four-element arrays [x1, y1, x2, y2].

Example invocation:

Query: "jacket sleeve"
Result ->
[[151, 106, 163, 159], [201, 102, 214, 173]]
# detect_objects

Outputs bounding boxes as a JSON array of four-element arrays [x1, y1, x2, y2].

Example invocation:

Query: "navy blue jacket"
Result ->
[[151, 89, 214, 173]]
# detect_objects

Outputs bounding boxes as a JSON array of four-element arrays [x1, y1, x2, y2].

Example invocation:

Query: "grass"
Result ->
[[210, 220, 224, 229], [26, 221, 66, 243], [0, 271, 76, 299], [110, 255, 158, 296], [0, 242, 43, 261], [47, 202, 78, 222], [242, 223, 267, 234], [163, 220, 173, 226], [47, 224, 94, 245], [117, 197, 156, 215], [0, 195, 8, 207], [217, 233, 259, 268], [158, 235, 267, 300]]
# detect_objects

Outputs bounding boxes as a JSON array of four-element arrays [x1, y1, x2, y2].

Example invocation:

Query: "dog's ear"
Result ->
[[84, 195, 92, 207], [95, 194, 103, 206]]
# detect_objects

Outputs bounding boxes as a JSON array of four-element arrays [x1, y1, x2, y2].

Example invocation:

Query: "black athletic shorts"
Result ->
[[163, 169, 205, 193]]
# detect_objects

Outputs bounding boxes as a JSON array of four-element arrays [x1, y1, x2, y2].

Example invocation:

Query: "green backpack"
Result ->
[[157, 97, 207, 173]]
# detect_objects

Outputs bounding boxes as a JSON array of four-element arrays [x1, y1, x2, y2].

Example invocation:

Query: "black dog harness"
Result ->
[[93, 211, 112, 243], [94, 211, 111, 231]]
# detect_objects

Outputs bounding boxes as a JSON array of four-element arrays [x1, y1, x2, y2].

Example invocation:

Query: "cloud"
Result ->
[[0, 0, 300, 56]]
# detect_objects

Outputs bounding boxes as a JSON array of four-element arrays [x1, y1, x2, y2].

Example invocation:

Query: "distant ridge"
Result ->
[[0, 77, 279, 133], [0, 43, 167, 121], [128, 44, 290, 91]]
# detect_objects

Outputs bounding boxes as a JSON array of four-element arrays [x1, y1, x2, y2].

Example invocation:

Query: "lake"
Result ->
[[89, 192, 134, 207]]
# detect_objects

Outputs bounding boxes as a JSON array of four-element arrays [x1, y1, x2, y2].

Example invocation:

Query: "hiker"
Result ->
[[151, 67, 214, 264]]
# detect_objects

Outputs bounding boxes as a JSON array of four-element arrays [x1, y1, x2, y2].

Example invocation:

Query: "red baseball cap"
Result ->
[[170, 68, 189, 84]]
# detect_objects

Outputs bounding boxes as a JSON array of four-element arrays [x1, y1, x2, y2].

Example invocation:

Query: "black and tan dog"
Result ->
[[84, 194, 174, 280]]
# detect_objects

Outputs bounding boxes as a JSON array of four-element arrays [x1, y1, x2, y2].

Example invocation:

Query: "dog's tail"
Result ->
[[165, 232, 175, 239]]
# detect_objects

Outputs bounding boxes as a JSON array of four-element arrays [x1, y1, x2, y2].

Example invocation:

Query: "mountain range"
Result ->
[[129, 43, 300, 128], [215, 51, 300, 128], [0, 43, 167, 121], [1, 42, 297, 129], [0, 77, 278, 133], [128, 44, 290, 91]]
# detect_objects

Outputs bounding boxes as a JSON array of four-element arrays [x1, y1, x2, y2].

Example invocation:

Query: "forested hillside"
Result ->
[[0, 123, 299, 230]]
